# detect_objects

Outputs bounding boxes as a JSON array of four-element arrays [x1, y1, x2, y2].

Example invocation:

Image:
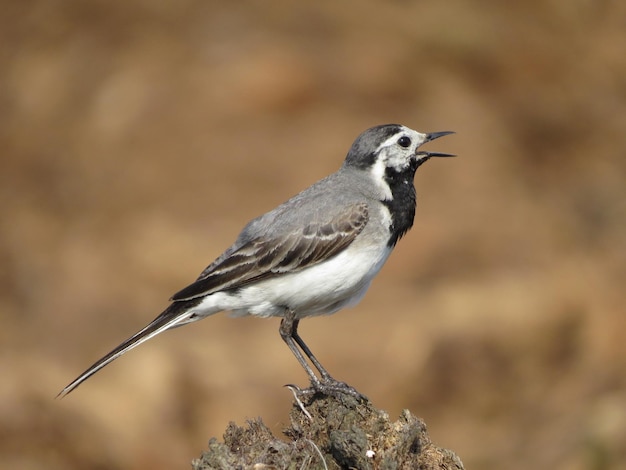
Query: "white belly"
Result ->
[[195, 242, 393, 319]]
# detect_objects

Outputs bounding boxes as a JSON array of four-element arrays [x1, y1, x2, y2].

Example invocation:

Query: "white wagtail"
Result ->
[[59, 124, 454, 398]]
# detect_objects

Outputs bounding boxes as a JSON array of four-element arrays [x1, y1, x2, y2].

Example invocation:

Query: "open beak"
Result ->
[[419, 131, 456, 158]]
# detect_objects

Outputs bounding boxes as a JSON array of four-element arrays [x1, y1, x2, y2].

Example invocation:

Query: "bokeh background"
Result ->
[[2, 1, 625, 469]]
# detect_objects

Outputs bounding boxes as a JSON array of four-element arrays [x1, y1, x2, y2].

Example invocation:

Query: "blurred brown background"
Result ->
[[1, 0, 625, 469]]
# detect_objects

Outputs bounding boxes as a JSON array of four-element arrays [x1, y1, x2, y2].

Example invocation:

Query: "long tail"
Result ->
[[57, 299, 203, 398]]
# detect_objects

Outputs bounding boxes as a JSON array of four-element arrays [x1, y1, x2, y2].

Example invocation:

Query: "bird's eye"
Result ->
[[397, 136, 411, 148]]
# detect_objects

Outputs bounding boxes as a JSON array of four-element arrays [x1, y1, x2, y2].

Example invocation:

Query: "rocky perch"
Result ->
[[193, 390, 464, 469]]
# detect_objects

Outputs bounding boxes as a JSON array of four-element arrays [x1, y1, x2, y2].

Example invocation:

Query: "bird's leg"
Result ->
[[279, 310, 323, 388], [292, 323, 333, 382], [280, 309, 366, 400]]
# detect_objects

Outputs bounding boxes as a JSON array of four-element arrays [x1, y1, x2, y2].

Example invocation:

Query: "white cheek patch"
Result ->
[[374, 127, 429, 172], [369, 126, 431, 199], [386, 148, 410, 171]]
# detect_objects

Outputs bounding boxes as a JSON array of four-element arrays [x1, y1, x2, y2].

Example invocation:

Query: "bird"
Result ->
[[58, 124, 454, 399]]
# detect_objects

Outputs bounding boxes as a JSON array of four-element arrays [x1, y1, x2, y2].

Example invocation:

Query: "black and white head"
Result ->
[[344, 124, 454, 185], [343, 124, 454, 245]]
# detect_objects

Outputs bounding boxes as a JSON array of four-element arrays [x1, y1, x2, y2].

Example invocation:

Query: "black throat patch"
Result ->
[[381, 158, 427, 247]]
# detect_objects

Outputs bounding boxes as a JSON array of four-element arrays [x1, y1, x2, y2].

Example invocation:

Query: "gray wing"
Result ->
[[171, 202, 369, 301]]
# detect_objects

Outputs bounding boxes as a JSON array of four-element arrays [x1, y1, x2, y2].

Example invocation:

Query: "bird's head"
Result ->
[[344, 124, 455, 172], [343, 124, 455, 199]]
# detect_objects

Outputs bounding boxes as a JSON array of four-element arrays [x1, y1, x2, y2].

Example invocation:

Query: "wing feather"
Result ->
[[171, 202, 369, 301]]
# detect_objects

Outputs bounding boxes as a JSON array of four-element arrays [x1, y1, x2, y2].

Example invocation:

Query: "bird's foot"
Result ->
[[317, 378, 368, 402], [286, 378, 368, 402]]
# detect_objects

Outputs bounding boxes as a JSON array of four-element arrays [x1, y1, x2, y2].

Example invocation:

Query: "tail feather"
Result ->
[[57, 300, 202, 398]]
